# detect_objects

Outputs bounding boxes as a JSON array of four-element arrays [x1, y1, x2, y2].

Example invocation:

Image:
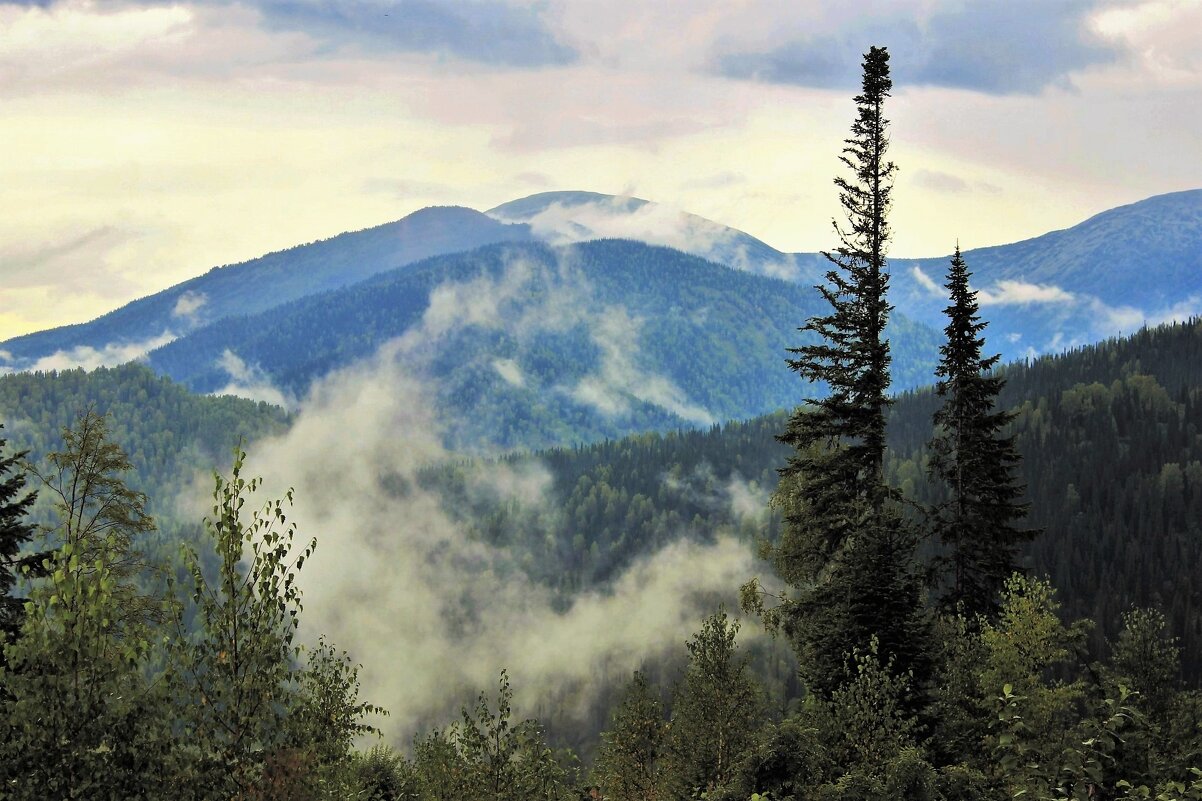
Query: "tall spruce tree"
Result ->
[[0, 423, 39, 648], [766, 46, 929, 698], [778, 44, 896, 539], [929, 245, 1033, 617]]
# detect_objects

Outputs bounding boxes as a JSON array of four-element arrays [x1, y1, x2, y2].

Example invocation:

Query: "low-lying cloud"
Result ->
[[909, 265, 1076, 308], [233, 340, 761, 742], [488, 194, 803, 281], [0, 330, 178, 374], [394, 247, 717, 434], [171, 290, 208, 323], [573, 308, 715, 427], [211, 349, 295, 409], [978, 279, 1076, 306]]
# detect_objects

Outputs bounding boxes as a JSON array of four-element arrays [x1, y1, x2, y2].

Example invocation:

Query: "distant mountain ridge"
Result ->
[[0, 206, 531, 367], [144, 238, 941, 450], [487, 188, 1202, 361], [3, 187, 1200, 442], [891, 188, 1202, 356]]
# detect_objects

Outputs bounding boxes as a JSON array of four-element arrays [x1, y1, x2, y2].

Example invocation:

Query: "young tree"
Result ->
[[410, 670, 575, 801], [169, 449, 384, 799], [0, 412, 172, 799], [663, 610, 763, 798], [594, 670, 668, 801], [929, 245, 1033, 616], [0, 423, 39, 648], [168, 449, 316, 798], [23, 408, 159, 627]]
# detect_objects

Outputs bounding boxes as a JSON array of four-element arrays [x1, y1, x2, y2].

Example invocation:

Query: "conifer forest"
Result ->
[[4, 43, 1202, 801]]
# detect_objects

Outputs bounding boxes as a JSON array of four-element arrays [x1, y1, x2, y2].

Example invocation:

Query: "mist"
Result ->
[[232, 337, 765, 744]]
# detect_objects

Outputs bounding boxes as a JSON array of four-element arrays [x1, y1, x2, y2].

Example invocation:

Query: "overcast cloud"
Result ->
[[1, 0, 1201, 339]]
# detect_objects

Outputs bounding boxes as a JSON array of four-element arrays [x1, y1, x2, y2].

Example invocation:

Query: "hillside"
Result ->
[[892, 188, 1202, 357], [4, 188, 1199, 391], [457, 318, 1202, 674], [490, 189, 1202, 362], [145, 239, 942, 450], [0, 363, 289, 515]]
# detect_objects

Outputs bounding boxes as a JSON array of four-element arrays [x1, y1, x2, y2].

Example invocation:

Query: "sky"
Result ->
[[2, 0, 1201, 341]]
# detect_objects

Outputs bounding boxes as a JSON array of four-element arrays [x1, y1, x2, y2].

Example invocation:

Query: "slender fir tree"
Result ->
[[778, 44, 896, 558], [0, 423, 38, 648], [766, 46, 930, 700], [929, 245, 1034, 617]]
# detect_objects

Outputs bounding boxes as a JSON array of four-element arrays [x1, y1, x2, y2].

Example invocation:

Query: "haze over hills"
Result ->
[[892, 188, 1202, 355], [143, 238, 941, 450], [486, 188, 1202, 361]]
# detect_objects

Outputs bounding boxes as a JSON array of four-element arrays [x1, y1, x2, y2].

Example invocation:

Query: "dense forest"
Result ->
[[4, 44, 1202, 801], [460, 318, 1202, 676]]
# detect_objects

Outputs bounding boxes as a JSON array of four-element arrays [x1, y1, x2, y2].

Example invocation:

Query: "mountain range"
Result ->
[[2, 187, 1200, 450]]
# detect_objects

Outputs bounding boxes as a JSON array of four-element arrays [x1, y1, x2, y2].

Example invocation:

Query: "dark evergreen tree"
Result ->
[[765, 45, 930, 699], [778, 43, 897, 538], [929, 245, 1034, 616], [0, 423, 38, 648]]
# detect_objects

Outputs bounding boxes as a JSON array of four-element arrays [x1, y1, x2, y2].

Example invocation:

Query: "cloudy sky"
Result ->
[[2, 0, 1200, 340]]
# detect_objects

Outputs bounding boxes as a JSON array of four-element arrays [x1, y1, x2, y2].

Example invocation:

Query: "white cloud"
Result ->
[[491, 357, 525, 388], [171, 290, 207, 322], [1089, 293, 1202, 333], [571, 308, 715, 427], [977, 279, 1076, 306], [24, 329, 177, 373], [211, 349, 294, 409], [910, 265, 944, 296], [492, 195, 796, 278], [394, 249, 716, 430], [0, 2, 195, 82]]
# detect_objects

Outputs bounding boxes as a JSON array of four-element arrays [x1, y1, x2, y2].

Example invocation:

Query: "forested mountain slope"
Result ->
[[0, 207, 531, 368], [146, 239, 941, 450], [475, 318, 1202, 674], [892, 188, 1202, 357], [0, 363, 288, 515]]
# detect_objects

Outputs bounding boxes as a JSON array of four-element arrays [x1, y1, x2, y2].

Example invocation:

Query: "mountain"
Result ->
[[144, 239, 942, 450], [892, 188, 1202, 357], [489, 188, 1202, 362], [5, 187, 1200, 444], [0, 206, 531, 369], [488, 190, 828, 283], [0, 361, 289, 517]]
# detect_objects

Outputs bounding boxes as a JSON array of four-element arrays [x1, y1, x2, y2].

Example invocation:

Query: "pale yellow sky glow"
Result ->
[[2, 0, 1201, 340]]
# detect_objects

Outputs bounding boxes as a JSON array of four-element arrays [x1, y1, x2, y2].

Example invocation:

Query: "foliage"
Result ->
[[167, 448, 317, 796], [593, 670, 668, 801], [23, 408, 161, 627], [405, 670, 578, 801], [662, 609, 764, 798], [0, 411, 172, 799], [777, 43, 896, 561]]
